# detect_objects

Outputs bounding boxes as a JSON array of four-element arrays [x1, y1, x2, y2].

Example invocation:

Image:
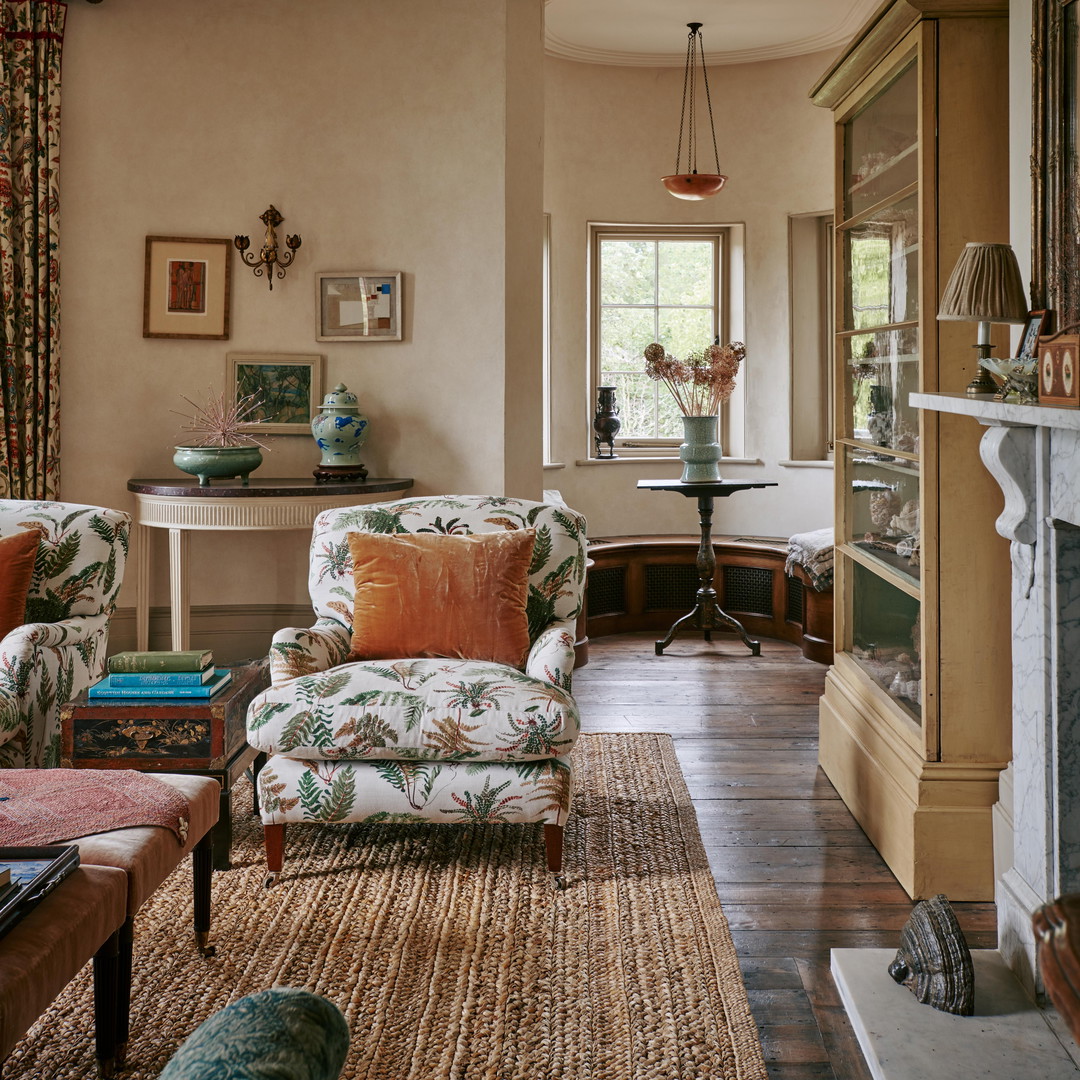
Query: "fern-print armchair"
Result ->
[[246, 495, 588, 885], [0, 501, 130, 767]]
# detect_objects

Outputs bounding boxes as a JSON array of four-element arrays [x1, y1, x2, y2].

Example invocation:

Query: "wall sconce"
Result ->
[[234, 205, 302, 291]]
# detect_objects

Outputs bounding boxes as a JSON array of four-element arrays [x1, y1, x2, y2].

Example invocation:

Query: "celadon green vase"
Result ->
[[678, 415, 722, 483]]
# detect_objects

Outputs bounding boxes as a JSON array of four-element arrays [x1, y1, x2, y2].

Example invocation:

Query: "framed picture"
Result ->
[[1018, 310, 1050, 361], [316, 271, 402, 341], [227, 352, 323, 434], [144, 237, 231, 339]]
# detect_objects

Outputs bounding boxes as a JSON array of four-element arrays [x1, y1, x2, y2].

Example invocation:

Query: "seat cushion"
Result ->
[[247, 659, 579, 762], [0, 863, 127, 1061], [347, 528, 534, 668], [73, 773, 220, 913]]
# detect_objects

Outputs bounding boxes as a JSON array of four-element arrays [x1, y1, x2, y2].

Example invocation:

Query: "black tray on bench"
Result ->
[[0, 844, 80, 939]]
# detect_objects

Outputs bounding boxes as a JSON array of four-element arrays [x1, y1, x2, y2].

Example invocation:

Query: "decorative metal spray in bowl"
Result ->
[[311, 383, 369, 483], [172, 390, 269, 486]]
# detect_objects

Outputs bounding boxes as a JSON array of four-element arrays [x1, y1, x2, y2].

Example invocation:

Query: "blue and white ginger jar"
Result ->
[[311, 383, 369, 468]]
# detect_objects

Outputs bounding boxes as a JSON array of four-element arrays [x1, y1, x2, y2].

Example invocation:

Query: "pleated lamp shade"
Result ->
[[937, 242, 1028, 323]]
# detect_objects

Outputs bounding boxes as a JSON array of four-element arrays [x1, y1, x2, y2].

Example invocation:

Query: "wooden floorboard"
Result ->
[[574, 631, 995, 1080]]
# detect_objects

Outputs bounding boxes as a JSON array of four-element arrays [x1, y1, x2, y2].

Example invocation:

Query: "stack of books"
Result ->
[[89, 650, 232, 699]]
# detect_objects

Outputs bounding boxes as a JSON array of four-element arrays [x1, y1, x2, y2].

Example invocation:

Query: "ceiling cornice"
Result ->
[[543, 0, 878, 67]]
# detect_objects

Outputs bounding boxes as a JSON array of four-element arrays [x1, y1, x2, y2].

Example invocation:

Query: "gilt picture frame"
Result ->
[[144, 236, 231, 339], [227, 352, 323, 434], [316, 271, 402, 341]]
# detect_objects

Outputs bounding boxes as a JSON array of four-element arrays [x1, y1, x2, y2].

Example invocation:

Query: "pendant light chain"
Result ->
[[697, 28, 722, 174], [674, 28, 695, 174]]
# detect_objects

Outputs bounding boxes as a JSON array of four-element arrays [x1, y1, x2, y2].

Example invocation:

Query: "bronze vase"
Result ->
[[593, 386, 621, 458]]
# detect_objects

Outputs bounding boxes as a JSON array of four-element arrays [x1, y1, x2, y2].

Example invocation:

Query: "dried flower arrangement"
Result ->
[[173, 390, 272, 450], [643, 340, 745, 416]]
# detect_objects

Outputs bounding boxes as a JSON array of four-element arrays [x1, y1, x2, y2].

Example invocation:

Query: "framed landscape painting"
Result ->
[[316, 271, 402, 341], [227, 352, 323, 434], [144, 236, 231, 339]]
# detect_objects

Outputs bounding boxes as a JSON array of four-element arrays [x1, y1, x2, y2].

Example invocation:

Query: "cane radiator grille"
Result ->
[[722, 565, 773, 616], [586, 565, 626, 617], [786, 575, 804, 623], [644, 565, 700, 611]]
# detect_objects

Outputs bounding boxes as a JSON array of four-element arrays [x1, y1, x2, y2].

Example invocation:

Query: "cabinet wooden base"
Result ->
[[819, 661, 1006, 901]]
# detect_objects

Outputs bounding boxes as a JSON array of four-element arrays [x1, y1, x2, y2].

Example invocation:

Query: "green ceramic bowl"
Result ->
[[173, 445, 263, 486]]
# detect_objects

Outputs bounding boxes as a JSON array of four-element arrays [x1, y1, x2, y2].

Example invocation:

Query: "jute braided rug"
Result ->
[[5, 733, 767, 1079]]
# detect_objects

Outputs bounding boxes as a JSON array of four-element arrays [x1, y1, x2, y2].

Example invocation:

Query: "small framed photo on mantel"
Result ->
[[1017, 309, 1050, 362], [316, 271, 402, 342], [143, 236, 231, 339]]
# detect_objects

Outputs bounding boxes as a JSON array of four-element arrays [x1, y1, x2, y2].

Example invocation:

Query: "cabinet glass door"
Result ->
[[837, 50, 923, 730], [843, 60, 918, 220]]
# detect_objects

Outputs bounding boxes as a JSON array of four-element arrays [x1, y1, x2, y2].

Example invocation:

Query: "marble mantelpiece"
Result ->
[[912, 392, 1080, 994]]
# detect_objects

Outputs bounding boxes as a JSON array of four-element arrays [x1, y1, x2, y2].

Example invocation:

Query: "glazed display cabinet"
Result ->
[[810, 0, 1012, 900]]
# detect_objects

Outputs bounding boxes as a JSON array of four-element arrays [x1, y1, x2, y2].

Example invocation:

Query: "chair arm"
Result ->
[[0, 612, 109, 654], [525, 622, 577, 691], [268, 621, 351, 685]]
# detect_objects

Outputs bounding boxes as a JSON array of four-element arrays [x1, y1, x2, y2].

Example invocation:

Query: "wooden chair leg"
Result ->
[[92, 928, 120, 1079], [543, 823, 564, 873], [263, 822, 286, 888], [193, 831, 215, 957], [115, 918, 134, 1067]]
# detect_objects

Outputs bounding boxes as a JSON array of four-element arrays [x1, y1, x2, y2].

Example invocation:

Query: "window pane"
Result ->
[[600, 240, 655, 305], [600, 307, 655, 374], [657, 307, 715, 357], [608, 372, 659, 438], [657, 391, 683, 438], [657, 241, 713, 306]]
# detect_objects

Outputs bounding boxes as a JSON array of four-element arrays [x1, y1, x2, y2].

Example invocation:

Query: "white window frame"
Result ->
[[788, 211, 835, 462], [587, 222, 744, 458]]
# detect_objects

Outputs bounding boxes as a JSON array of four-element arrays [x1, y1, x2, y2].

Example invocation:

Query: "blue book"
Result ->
[[88, 668, 232, 700], [108, 667, 215, 687]]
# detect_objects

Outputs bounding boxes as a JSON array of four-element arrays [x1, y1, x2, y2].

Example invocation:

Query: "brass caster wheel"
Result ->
[[553, 875, 567, 891], [196, 931, 216, 958], [263, 872, 279, 889]]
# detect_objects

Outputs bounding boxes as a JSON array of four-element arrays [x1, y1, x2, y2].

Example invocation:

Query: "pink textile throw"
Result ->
[[0, 770, 191, 846]]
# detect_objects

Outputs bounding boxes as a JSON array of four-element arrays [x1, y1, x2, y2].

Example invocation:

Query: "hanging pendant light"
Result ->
[[661, 22, 727, 200]]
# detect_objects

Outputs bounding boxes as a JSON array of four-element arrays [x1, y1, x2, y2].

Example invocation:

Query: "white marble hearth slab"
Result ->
[[831, 949, 1080, 1079]]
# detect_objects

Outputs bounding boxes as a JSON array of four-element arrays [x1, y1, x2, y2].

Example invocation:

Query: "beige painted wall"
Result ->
[[59, 0, 543, 617], [543, 50, 837, 538]]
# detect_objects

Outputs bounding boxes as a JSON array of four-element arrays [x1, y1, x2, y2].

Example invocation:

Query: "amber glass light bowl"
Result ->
[[661, 173, 728, 200]]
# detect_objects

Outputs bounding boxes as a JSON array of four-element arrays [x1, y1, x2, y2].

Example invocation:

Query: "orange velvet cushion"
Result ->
[[0, 530, 39, 641], [347, 529, 535, 667]]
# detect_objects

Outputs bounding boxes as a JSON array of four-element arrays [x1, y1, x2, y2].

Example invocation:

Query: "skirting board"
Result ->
[[107, 604, 313, 665], [831, 949, 1080, 1079]]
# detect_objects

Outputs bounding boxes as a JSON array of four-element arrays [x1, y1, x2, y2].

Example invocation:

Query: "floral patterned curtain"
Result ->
[[0, 1, 64, 499]]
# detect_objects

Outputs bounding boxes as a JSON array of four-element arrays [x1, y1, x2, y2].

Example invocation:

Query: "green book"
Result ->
[[107, 649, 213, 673]]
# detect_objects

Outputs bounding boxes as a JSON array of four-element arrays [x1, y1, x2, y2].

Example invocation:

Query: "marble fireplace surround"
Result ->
[[912, 391, 1080, 995]]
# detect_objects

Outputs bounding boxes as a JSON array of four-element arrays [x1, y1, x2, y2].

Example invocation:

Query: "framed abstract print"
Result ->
[[316, 271, 402, 342]]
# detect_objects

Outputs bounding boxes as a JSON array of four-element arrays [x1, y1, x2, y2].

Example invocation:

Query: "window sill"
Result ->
[[778, 459, 834, 468], [543, 462, 566, 470], [574, 456, 764, 467]]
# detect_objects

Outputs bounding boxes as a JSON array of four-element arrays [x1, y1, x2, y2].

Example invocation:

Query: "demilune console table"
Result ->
[[638, 478, 779, 656], [127, 477, 414, 650]]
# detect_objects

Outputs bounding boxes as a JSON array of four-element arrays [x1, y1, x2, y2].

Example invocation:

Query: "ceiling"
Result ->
[[544, 0, 884, 66]]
